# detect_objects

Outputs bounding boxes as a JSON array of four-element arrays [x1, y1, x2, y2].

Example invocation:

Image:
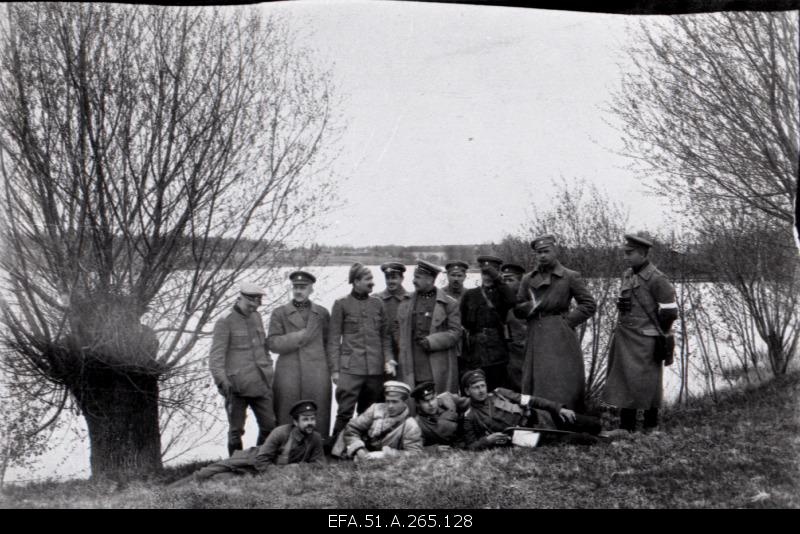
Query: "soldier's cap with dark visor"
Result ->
[[531, 234, 557, 250], [411, 381, 436, 401], [445, 260, 469, 273], [415, 260, 442, 278], [380, 262, 406, 275], [476, 255, 503, 268], [289, 399, 318, 418], [461, 369, 487, 390], [289, 270, 316, 285], [501, 263, 525, 276]]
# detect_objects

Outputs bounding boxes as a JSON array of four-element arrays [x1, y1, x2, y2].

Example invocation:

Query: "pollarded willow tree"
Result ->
[[0, 3, 339, 479]]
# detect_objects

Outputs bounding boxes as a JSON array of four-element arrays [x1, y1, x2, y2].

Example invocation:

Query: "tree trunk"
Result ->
[[69, 364, 163, 480]]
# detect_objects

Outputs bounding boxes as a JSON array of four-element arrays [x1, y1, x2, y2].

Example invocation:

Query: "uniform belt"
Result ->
[[530, 311, 562, 320]]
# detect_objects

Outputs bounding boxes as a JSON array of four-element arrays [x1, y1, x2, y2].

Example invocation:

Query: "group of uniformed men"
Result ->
[[195, 232, 677, 481]]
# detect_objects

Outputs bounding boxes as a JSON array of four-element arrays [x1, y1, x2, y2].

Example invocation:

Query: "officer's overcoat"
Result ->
[[267, 302, 332, 438]]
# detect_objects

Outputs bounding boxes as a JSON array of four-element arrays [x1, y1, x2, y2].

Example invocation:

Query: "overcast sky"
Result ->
[[263, 1, 674, 247]]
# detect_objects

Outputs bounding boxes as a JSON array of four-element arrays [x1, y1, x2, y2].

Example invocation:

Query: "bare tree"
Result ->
[[611, 11, 798, 226], [0, 3, 339, 479]]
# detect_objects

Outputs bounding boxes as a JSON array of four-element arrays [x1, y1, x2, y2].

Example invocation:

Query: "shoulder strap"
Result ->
[[630, 274, 666, 337]]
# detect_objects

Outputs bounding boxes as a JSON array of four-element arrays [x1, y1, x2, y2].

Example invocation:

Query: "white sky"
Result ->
[[262, 1, 674, 247]]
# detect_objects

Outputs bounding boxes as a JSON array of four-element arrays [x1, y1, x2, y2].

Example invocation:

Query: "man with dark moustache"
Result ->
[[328, 263, 394, 445], [394, 260, 461, 393], [375, 261, 411, 371]]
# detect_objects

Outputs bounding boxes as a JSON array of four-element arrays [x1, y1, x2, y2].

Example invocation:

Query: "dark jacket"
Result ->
[[460, 281, 517, 367], [254, 423, 324, 470]]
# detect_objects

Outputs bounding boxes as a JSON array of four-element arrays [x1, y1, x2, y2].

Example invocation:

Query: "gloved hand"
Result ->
[[616, 296, 632, 313], [217, 381, 232, 397], [384, 360, 398, 377], [558, 408, 577, 424], [486, 432, 510, 446]]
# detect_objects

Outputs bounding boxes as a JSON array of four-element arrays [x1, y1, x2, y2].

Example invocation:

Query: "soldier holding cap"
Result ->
[[394, 260, 462, 394], [209, 282, 276, 456], [336, 380, 423, 460], [442, 260, 469, 303], [461, 370, 601, 450], [603, 233, 678, 432], [411, 381, 470, 448], [267, 271, 333, 439], [514, 235, 596, 411], [459, 255, 518, 391], [500, 264, 528, 391], [255, 399, 325, 469], [375, 262, 411, 361], [327, 263, 394, 445]]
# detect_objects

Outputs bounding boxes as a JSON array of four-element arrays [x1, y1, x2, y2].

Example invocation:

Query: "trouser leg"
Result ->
[[225, 394, 248, 456], [556, 413, 603, 435], [333, 372, 363, 436], [643, 408, 659, 430], [248, 395, 277, 446], [356, 375, 384, 414], [619, 408, 637, 432]]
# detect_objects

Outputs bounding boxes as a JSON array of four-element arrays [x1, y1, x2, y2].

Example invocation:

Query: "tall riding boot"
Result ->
[[619, 408, 637, 432], [643, 408, 659, 431]]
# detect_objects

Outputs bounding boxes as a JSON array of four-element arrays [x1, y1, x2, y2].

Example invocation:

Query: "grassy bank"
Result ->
[[2, 373, 799, 508]]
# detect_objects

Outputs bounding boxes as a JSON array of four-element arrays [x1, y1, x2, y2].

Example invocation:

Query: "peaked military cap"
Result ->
[[349, 263, 371, 284], [383, 380, 412, 399], [380, 262, 406, 275], [531, 234, 557, 250], [289, 399, 318, 418], [289, 270, 316, 285], [476, 255, 503, 269], [445, 260, 469, 273], [411, 381, 436, 401], [240, 282, 267, 297], [622, 233, 654, 251], [500, 263, 525, 276], [415, 259, 442, 278], [461, 369, 487, 390]]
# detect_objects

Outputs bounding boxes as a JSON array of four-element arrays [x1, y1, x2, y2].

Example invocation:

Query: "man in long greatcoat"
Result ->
[[514, 235, 596, 411], [603, 234, 678, 432], [268, 271, 332, 439], [394, 260, 461, 393]]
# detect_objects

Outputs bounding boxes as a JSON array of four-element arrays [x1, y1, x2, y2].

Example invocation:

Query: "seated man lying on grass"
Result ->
[[333, 380, 423, 461], [461, 369, 602, 450], [170, 400, 324, 486], [411, 381, 470, 448]]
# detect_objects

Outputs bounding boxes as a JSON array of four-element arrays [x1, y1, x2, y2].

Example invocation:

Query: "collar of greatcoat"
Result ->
[[529, 261, 566, 288], [286, 301, 323, 330], [624, 261, 657, 288]]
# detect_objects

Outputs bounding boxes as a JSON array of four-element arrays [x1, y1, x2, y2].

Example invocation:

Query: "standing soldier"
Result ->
[[603, 234, 678, 432], [209, 283, 276, 457], [327, 263, 394, 444], [442, 260, 469, 303], [267, 271, 332, 439], [460, 255, 518, 391], [500, 263, 527, 391], [395, 260, 462, 393], [375, 262, 411, 360], [514, 235, 596, 411]]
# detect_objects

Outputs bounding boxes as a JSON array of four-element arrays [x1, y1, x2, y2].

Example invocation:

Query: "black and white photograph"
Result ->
[[0, 0, 798, 511]]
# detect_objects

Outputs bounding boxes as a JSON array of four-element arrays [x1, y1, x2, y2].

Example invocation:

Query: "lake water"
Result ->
[[3, 264, 747, 483]]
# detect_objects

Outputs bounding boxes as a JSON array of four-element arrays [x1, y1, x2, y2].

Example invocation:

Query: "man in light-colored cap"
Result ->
[[335, 380, 423, 460], [327, 263, 394, 449], [209, 282, 276, 456], [603, 233, 678, 433], [513, 235, 596, 411], [268, 270, 333, 440], [394, 260, 461, 395]]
